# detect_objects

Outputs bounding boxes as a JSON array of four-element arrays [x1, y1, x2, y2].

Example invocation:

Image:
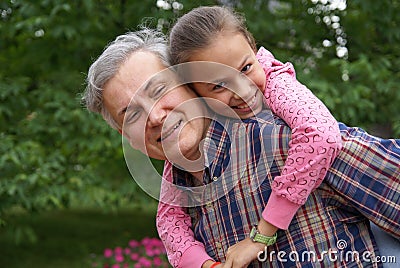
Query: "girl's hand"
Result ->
[[223, 238, 266, 268]]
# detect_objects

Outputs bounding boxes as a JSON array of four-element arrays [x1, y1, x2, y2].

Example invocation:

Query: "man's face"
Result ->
[[103, 51, 209, 163]]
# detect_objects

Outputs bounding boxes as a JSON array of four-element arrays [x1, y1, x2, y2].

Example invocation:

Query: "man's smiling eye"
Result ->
[[125, 110, 140, 124], [152, 84, 167, 98], [212, 81, 226, 91], [241, 64, 251, 73]]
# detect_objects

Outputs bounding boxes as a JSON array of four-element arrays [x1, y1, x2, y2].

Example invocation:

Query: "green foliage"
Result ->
[[235, 0, 400, 133], [1, 0, 399, 242], [0, 208, 160, 268], [0, 0, 162, 228]]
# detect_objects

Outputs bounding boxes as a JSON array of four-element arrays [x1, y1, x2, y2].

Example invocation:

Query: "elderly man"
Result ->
[[83, 29, 399, 268]]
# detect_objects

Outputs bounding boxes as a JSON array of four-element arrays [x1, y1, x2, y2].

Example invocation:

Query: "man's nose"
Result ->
[[147, 105, 167, 128]]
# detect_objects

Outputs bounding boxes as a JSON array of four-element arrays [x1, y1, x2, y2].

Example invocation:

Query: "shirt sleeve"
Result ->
[[256, 47, 343, 230], [156, 160, 213, 268]]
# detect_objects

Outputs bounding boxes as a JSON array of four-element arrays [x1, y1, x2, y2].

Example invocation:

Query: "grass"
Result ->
[[0, 207, 162, 268]]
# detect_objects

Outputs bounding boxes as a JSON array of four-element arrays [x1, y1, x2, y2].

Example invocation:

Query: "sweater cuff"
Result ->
[[262, 193, 301, 230], [178, 244, 213, 268]]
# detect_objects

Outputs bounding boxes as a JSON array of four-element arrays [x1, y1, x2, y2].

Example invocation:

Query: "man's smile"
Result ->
[[160, 119, 183, 142]]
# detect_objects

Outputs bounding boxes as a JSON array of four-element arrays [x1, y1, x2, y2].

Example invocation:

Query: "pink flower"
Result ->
[[129, 240, 140, 248], [145, 248, 155, 257], [138, 257, 152, 267], [130, 253, 139, 261], [159, 246, 167, 254], [114, 247, 123, 255], [95, 237, 168, 268], [141, 237, 151, 246], [153, 257, 163, 266], [115, 254, 124, 263], [104, 248, 113, 258], [154, 239, 164, 246]]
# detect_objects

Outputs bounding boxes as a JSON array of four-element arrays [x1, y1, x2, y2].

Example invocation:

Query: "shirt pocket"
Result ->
[[329, 206, 366, 224]]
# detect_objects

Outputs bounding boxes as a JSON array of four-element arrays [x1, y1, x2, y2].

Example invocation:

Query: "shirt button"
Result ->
[[212, 176, 218, 182], [215, 242, 223, 250], [206, 202, 213, 208]]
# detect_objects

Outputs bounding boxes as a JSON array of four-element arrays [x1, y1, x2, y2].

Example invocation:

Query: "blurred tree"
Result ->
[[0, 0, 166, 231], [232, 0, 400, 134], [0, 0, 398, 240]]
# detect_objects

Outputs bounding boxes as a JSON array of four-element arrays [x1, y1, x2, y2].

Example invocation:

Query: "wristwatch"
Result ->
[[249, 225, 277, 246]]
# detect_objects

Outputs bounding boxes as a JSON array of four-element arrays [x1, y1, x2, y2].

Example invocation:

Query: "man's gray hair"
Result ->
[[82, 28, 170, 129]]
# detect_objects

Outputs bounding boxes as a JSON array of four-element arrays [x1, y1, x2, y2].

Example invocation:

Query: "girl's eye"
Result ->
[[212, 81, 226, 91], [241, 64, 251, 73]]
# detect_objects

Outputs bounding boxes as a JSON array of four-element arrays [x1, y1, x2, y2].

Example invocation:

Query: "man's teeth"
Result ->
[[161, 120, 182, 141]]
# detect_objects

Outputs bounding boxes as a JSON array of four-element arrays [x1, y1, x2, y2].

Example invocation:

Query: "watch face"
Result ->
[[250, 226, 258, 240]]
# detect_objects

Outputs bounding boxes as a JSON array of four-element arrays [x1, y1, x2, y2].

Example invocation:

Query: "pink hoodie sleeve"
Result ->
[[156, 160, 213, 268], [256, 47, 342, 230]]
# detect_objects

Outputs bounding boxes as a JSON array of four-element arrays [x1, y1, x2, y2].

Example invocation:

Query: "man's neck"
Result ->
[[190, 170, 204, 183], [187, 118, 212, 183]]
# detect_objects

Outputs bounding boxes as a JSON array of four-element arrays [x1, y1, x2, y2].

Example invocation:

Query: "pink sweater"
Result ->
[[156, 47, 342, 267]]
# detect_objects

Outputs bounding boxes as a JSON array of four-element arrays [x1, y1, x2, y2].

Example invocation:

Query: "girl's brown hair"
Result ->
[[169, 5, 256, 65]]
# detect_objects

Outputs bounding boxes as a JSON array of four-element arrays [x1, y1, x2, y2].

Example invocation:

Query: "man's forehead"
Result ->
[[128, 67, 178, 104], [127, 51, 165, 82], [115, 52, 167, 97]]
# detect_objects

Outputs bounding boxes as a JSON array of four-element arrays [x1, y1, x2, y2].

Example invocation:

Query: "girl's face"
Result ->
[[188, 32, 266, 119]]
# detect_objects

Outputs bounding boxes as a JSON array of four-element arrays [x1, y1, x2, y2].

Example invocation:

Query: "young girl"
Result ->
[[172, 4, 343, 228], [157, 6, 399, 268], [160, 5, 341, 267]]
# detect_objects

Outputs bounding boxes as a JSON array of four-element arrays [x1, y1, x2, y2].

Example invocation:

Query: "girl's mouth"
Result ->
[[232, 92, 257, 111]]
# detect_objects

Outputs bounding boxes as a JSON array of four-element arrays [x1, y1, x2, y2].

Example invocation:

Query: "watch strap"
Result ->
[[249, 225, 277, 246]]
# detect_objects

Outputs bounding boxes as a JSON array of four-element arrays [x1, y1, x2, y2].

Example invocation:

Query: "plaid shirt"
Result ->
[[173, 110, 400, 267]]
